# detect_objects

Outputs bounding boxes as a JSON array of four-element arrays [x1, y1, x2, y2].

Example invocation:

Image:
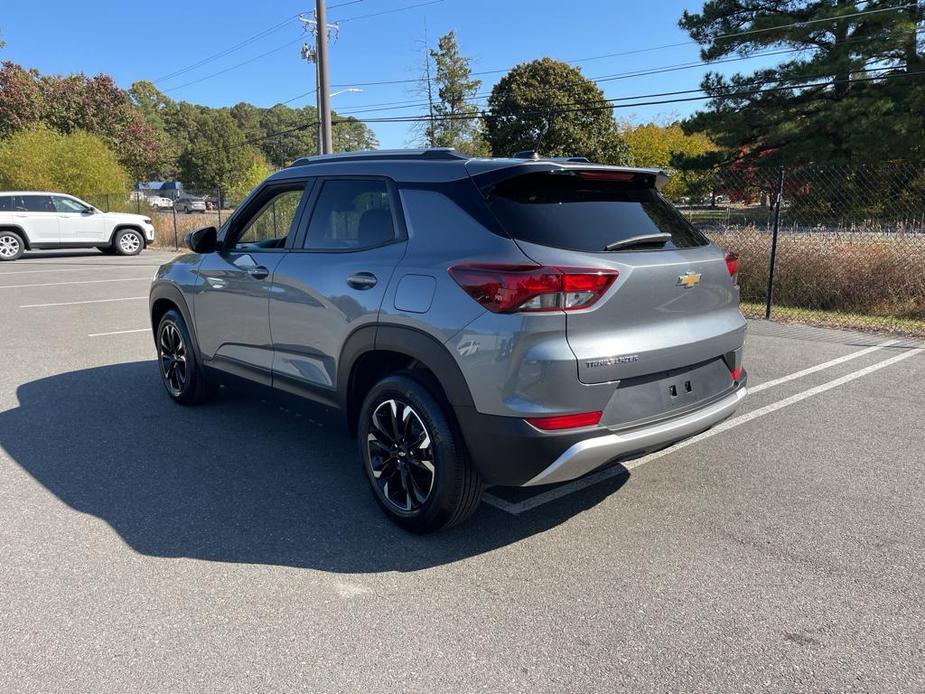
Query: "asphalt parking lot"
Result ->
[[1, 250, 923, 693]]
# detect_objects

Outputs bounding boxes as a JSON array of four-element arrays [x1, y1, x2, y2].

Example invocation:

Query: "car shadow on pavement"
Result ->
[[1, 362, 627, 572]]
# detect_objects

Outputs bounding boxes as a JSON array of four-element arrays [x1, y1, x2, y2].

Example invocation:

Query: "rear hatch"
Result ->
[[469, 163, 745, 395]]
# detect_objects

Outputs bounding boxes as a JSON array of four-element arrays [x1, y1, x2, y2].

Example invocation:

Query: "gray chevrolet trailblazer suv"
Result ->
[[149, 149, 747, 533]]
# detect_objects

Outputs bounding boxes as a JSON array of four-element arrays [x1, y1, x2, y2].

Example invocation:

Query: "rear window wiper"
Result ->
[[603, 233, 672, 251]]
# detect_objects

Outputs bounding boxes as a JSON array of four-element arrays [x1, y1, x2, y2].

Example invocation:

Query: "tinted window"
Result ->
[[304, 179, 395, 250], [484, 171, 708, 252], [22, 195, 56, 213], [53, 196, 89, 213], [0, 196, 10, 212], [233, 188, 304, 250]]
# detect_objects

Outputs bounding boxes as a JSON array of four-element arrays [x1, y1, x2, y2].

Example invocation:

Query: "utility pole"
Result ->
[[422, 25, 436, 147], [298, 7, 338, 155], [315, 0, 333, 155]]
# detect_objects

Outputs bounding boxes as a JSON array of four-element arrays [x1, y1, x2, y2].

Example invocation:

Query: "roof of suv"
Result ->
[[272, 148, 666, 186]]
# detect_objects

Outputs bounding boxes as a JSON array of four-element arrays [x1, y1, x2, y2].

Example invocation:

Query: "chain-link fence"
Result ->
[[85, 188, 236, 249], [666, 161, 925, 336]]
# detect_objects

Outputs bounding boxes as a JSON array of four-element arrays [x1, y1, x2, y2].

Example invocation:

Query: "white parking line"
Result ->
[[0, 277, 150, 289], [0, 267, 111, 276], [749, 338, 899, 393], [88, 328, 150, 337], [482, 346, 922, 515], [21, 296, 148, 308]]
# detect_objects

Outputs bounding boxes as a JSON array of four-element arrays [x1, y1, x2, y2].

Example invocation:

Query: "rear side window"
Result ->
[[304, 179, 395, 250], [0, 196, 10, 212], [21, 195, 56, 212], [484, 171, 708, 252]]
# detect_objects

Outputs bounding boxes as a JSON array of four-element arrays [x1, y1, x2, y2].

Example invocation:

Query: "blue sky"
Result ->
[[0, 0, 782, 148]]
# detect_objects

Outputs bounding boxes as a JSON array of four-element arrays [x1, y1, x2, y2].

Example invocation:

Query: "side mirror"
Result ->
[[83, 208, 97, 215], [186, 225, 218, 254]]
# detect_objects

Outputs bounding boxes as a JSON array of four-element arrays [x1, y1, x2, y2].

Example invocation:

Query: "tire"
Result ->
[[358, 373, 482, 533], [113, 228, 144, 256], [155, 309, 215, 405], [0, 230, 25, 261]]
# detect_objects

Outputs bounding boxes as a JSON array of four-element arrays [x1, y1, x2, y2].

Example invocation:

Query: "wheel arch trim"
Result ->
[[149, 282, 201, 361], [0, 225, 32, 250]]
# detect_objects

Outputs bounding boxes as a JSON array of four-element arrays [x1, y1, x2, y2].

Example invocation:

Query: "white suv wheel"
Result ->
[[0, 232, 24, 261], [115, 230, 143, 256]]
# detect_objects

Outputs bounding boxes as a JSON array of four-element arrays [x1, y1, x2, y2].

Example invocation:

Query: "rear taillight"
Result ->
[[724, 251, 740, 283], [448, 264, 618, 314], [730, 366, 744, 383], [525, 411, 602, 431]]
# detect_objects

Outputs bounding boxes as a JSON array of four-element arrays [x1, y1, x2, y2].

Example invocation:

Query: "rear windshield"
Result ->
[[484, 171, 708, 252]]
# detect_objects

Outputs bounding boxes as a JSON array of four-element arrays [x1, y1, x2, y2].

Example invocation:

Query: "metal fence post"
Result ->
[[216, 189, 222, 227], [105, 193, 110, 212], [172, 204, 179, 250], [764, 166, 785, 319]]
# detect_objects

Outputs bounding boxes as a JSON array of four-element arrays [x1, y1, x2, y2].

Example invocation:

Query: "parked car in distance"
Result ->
[[175, 195, 207, 214], [0, 191, 155, 260], [149, 149, 747, 533], [148, 196, 174, 210]]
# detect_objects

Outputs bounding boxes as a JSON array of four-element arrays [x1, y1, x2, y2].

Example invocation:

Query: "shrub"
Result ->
[[0, 126, 128, 198]]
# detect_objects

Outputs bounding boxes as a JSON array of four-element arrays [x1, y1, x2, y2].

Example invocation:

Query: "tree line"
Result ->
[[1, 1, 922, 204]]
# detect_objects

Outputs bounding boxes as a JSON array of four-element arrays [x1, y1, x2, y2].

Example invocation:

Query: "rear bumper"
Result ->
[[523, 384, 746, 486], [455, 378, 746, 487]]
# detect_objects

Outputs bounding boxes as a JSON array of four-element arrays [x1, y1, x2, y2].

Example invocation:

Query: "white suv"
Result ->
[[0, 192, 156, 261]]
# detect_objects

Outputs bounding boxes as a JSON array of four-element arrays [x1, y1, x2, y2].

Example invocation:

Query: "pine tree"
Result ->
[[679, 0, 925, 167]]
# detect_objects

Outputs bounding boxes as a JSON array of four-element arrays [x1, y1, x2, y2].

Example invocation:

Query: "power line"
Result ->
[[316, 27, 925, 116], [162, 36, 306, 93], [329, 3, 919, 88], [333, 68, 923, 124], [335, 0, 445, 22], [153, 1, 367, 85], [200, 68, 923, 156], [153, 14, 301, 83]]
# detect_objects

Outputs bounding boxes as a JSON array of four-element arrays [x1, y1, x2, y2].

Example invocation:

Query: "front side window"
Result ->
[[21, 195, 56, 213], [232, 188, 305, 250], [304, 179, 396, 250], [53, 196, 90, 213]]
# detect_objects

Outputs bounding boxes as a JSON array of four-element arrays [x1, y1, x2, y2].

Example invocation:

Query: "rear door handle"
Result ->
[[247, 265, 270, 280], [346, 272, 377, 290]]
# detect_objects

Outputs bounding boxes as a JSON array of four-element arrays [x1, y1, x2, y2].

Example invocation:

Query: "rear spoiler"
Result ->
[[466, 162, 670, 197]]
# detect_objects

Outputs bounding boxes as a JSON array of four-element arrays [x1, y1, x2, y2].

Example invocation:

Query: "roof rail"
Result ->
[[288, 148, 469, 168]]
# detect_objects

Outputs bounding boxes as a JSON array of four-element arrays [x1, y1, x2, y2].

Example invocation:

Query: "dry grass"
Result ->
[[148, 210, 231, 249], [710, 226, 925, 326]]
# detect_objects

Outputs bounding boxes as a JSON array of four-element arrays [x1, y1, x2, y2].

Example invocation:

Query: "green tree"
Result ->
[[0, 127, 128, 197], [420, 31, 486, 154], [485, 58, 630, 163], [333, 115, 379, 152], [679, 0, 925, 167], [622, 122, 718, 200], [177, 110, 262, 194], [227, 156, 273, 202]]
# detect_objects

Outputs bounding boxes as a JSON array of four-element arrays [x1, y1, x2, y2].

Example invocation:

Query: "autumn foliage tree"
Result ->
[[0, 61, 167, 180]]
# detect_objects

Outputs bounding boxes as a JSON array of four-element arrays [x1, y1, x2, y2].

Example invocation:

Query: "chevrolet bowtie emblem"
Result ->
[[677, 271, 702, 288]]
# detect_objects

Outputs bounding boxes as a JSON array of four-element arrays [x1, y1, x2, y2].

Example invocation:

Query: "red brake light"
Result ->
[[730, 367, 744, 383], [448, 264, 618, 313], [724, 251, 740, 280], [525, 411, 602, 431], [574, 170, 637, 182]]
